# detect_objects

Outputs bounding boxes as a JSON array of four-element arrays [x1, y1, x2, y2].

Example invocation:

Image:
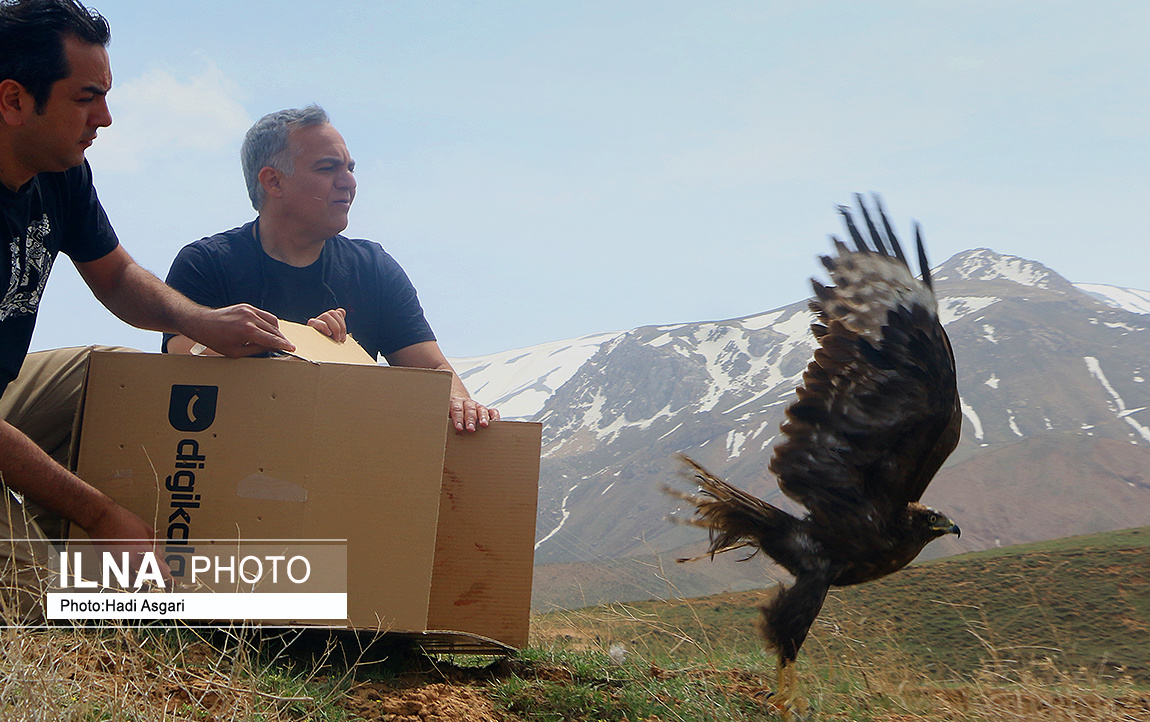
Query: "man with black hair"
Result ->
[[0, 0, 294, 617]]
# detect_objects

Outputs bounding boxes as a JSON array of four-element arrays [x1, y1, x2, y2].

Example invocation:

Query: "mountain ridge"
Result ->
[[449, 248, 1150, 604], [452, 252, 1148, 422]]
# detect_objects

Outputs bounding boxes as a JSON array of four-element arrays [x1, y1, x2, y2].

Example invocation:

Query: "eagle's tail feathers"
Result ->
[[674, 540, 755, 564], [672, 455, 794, 560]]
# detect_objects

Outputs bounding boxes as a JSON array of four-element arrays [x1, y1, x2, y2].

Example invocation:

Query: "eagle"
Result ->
[[666, 195, 961, 720]]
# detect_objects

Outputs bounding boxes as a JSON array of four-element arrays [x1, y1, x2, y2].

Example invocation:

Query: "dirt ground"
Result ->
[[339, 681, 505, 722]]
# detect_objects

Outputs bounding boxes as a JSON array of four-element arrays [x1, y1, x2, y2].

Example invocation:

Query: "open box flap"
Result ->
[[279, 320, 377, 366]]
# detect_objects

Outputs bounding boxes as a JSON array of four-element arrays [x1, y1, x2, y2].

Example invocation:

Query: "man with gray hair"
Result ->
[[164, 105, 498, 433]]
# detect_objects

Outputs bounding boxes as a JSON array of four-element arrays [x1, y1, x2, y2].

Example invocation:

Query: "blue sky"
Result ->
[[30, 1, 1150, 358]]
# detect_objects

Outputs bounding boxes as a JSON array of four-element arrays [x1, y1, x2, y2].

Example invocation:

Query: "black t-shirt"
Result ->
[[163, 221, 436, 359], [0, 161, 119, 395]]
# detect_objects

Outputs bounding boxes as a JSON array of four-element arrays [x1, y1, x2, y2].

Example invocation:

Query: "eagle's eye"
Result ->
[[927, 513, 939, 524]]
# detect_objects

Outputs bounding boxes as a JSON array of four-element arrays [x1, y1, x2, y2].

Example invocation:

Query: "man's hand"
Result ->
[[77, 247, 294, 357], [82, 501, 172, 583], [83, 501, 172, 586], [307, 308, 348, 342], [450, 395, 501, 433], [386, 341, 500, 433], [178, 303, 295, 358]]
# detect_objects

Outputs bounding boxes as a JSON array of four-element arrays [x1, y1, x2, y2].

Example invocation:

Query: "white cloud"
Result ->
[[87, 64, 250, 173]]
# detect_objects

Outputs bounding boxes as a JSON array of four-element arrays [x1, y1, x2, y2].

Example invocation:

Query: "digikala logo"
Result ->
[[168, 385, 219, 432]]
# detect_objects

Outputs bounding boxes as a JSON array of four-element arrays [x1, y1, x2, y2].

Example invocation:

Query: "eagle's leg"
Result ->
[[756, 573, 828, 720], [769, 653, 809, 721]]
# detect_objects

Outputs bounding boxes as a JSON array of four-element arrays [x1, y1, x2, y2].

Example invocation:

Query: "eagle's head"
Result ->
[[906, 502, 961, 542]]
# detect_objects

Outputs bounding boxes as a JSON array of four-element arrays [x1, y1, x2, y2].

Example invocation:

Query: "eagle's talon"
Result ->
[[768, 697, 809, 722]]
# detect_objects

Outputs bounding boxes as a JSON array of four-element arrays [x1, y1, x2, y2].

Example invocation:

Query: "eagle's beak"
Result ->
[[932, 520, 960, 538]]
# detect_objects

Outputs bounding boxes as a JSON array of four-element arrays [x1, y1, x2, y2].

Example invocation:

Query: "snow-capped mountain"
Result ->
[[449, 249, 1150, 607], [453, 253, 1148, 423]]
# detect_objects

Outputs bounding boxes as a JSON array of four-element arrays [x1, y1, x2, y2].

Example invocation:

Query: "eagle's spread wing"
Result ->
[[768, 195, 960, 523]]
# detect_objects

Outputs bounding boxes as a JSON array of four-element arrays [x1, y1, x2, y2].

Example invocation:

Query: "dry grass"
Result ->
[[0, 623, 351, 721], [529, 587, 1150, 721], [803, 608, 1150, 721]]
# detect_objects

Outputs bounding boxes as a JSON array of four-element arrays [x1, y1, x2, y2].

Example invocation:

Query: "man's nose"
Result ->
[[339, 168, 356, 191], [92, 96, 112, 128]]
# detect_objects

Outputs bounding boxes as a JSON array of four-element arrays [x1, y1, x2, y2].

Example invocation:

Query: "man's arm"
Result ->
[[76, 245, 294, 357], [385, 341, 500, 433], [0, 420, 155, 543]]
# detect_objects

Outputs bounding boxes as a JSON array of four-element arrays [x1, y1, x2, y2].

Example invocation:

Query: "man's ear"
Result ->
[[258, 166, 285, 199], [0, 79, 30, 126]]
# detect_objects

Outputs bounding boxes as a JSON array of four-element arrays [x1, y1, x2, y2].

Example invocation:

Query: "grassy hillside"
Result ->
[[535, 527, 1150, 682], [823, 526, 1150, 680], [3, 528, 1147, 720]]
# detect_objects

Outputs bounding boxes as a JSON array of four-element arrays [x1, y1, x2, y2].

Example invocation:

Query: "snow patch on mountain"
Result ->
[[937, 296, 1000, 325], [937, 249, 1057, 289], [1076, 284, 1150, 315], [960, 396, 985, 442], [535, 482, 578, 550], [450, 331, 621, 419], [597, 402, 675, 442], [740, 309, 786, 331], [1007, 410, 1023, 437], [1085, 356, 1150, 443], [691, 311, 817, 416]]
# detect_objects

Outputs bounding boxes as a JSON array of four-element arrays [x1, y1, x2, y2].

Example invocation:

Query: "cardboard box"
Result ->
[[71, 326, 540, 651]]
